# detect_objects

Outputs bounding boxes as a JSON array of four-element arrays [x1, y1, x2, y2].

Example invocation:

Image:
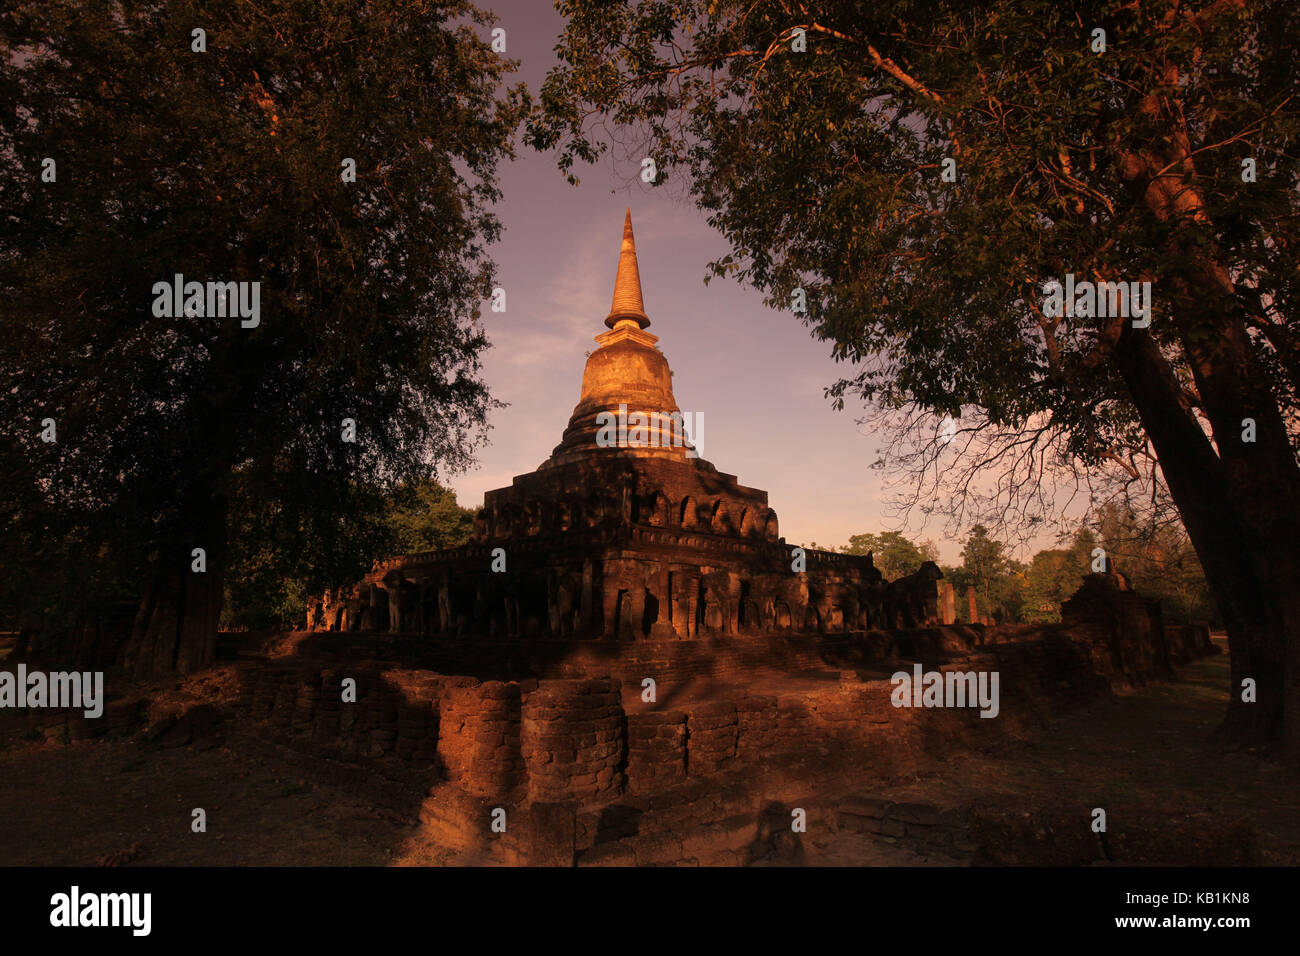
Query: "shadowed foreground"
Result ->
[[1, 640, 1294, 866]]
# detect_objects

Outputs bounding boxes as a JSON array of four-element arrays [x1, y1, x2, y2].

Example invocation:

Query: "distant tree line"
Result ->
[[843, 503, 1217, 627]]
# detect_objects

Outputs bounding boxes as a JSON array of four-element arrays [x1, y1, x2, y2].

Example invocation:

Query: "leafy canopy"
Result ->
[[841, 530, 936, 581], [0, 0, 528, 623]]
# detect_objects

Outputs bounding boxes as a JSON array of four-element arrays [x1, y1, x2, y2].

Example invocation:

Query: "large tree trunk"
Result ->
[[121, 480, 229, 678], [1173, 294, 1300, 751], [1113, 73, 1300, 754], [1172, 284, 1300, 751], [1112, 327, 1291, 747]]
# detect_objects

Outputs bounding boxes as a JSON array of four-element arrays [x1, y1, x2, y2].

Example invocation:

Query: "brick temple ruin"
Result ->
[[307, 210, 944, 642], [0, 214, 1236, 867], [215, 211, 1219, 865]]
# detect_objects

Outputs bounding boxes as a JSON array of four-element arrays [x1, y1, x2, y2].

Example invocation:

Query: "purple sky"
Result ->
[[447, 3, 967, 562]]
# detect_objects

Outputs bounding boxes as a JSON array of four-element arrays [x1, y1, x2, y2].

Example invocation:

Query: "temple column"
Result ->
[[580, 559, 594, 633], [438, 573, 451, 634], [727, 573, 741, 636], [627, 584, 646, 639], [388, 585, 401, 633], [602, 586, 620, 639]]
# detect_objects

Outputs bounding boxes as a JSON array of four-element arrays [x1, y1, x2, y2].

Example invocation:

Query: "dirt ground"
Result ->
[[799, 640, 1300, 865], [883, 649, 1295, 807], [1, 639, 1296, 866]]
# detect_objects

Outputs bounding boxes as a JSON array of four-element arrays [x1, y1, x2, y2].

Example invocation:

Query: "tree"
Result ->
[[1091, 502, 1217, 625], [841, 530, 936, 581], [0, 2, 527, 674], [1067, 525, 1102, 575], [383, 479, 478, 554], [1023, 550, 1081, 624], [961, 525, 1009, 621], [531, 1, 1300, 750], [222, 477, 475, 630]]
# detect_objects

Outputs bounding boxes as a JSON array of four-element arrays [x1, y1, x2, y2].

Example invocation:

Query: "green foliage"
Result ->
[[384, 479, 478, 554], [223, 478, 475, 629], [938, 514, 1214, 626], [1022, 550, 1084, 623], [951, 525, 1031, 623], [841, 530, 936, 581], [0, 2, 527, 634], [961, 525, 1008, 592]]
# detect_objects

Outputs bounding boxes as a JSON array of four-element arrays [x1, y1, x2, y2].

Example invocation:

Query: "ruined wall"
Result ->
[[225, 617, 1219, 864], [234, 663, 447, 764], [233, 620, 1190, 807], [521, 678, 623, 803], [1163, 623, 1219, 665], [626, 711, 686, 793], [283, 627, 974, 683], [281, 617, 1191, 695], [686, 700, 738, 776], [439, 681, 524, 797]]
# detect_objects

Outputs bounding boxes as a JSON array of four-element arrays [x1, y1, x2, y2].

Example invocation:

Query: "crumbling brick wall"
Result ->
[[686, 700, 738, 775], [735, 695, 778, 761], [522, 678, 624, 804], [438, 680, 525, 797], [626, 710, 686, 793], [226, 610, 1220, 867]]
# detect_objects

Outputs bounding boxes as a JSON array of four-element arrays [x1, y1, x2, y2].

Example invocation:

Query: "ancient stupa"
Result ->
[[308, 212, 939, 639]]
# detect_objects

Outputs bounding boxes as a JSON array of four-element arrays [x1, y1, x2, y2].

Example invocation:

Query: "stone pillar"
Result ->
[[727, 573, 742, 636], [416, 580, 432, 635], [649, 563, 675, 639], [438, 573, 451, 633], [547, 571, 560, 635], [388, 586, 402, 633], [940, 582, 957, 625], [602, 586, 620, 639], [505, 592, 519, 638], [671, 571, 693, 638], [967, 586, 979, 624], [580, 559, 594, 632], [626, 586, 646, 640]]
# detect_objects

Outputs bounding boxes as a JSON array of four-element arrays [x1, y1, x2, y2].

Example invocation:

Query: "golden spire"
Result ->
[[605, 208, 651, 329]]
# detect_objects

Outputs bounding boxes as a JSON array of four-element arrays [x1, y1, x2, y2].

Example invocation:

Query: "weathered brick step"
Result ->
[[578, 813, 762, 867], [836, 796, 976, 856]]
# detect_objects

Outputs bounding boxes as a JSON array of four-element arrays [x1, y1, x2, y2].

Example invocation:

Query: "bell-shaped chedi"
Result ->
[[310, 209, 903, 643], [546, 208, 695, 467]]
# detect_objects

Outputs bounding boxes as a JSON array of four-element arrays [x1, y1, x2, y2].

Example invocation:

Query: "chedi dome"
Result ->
[[546, 209, 696, 466]]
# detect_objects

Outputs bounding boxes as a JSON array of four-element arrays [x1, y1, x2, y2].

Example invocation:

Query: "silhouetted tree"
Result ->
[[0, 1, 527, 673]]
